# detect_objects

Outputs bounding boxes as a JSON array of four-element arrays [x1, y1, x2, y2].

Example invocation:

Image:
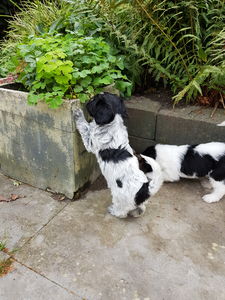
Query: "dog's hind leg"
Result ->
[[203, 159, 225, 203], [140, 155, 163, 195], [202, 157, 225, 203], [202, 178, 225, 203], [200, 178, 212, 190]]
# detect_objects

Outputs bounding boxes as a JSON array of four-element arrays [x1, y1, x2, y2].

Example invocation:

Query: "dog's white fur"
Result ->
[[143, 142, 225, 203], [74, 107, 163, 218]]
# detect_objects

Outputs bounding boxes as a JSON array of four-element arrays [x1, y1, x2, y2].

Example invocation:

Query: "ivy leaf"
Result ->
[[80, 76, 92, 87], [60, 64, 73, 75], [32, 82, 46, 90], [55, 75, 71, 85], [78, 93, 89, 103], [93, 76, 113, 86], [87, 86, 94, 94], [48, 96, 63, 108], [28, 93, 39, 105], [74, 85, 83, 93], [91, 63, 109, 74], [115, 81, 132, 97], [78, 70, 91, 78]]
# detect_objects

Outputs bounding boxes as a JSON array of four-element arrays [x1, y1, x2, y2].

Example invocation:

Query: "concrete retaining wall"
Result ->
[[0, 88, 99, 198], [125, 95, 225, 153]]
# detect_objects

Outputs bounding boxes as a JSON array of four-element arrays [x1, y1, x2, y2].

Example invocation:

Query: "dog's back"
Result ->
[[143, 142, 225, 203]]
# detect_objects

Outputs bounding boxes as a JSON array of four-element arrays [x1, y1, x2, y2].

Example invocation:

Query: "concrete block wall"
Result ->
[[125, 95, 225, 153]]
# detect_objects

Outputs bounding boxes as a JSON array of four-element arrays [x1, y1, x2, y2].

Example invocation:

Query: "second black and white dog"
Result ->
[[143, 142, 225, 203], [74, 93, 163, 218]]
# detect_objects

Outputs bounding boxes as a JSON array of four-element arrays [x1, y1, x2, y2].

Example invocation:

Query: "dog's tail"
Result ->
[[141, 154, 163, 196]]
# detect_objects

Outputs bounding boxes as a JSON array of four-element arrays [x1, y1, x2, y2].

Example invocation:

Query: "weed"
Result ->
[[0, 241, 6, 251], [0, 258, 13, 277]]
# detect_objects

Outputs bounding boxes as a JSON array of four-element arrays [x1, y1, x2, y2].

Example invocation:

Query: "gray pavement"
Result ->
[[0, 173, 225, 300]]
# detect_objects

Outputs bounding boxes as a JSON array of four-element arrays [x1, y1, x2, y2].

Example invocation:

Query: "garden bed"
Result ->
[[0, 86, 99, 199]]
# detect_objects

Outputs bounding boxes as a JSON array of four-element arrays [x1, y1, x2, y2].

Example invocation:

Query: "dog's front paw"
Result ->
[[202, 194, 219, 203], [107, 205, 127, 218], [128, 206, 145, 218], [73, 109, 83, 120]]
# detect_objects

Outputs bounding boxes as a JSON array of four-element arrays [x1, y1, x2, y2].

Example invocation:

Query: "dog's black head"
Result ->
[[86, 92, 127, 125]]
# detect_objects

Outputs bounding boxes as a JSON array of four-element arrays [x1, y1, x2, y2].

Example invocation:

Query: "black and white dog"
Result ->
[[143, 143, 225, 203], [74, 93, 163, 218]]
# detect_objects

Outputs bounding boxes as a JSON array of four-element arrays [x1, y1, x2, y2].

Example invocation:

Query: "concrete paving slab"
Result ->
[[0, 251, 10, 262], [15, 179, 225, 300], [0, 260, 78, 300], [0, 173, 68, 250]]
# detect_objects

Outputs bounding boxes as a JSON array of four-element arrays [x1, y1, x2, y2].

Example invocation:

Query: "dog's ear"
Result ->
[[118, 96, 128, 118], [103, 93, 128, 119], [86, 94, 99, 117]]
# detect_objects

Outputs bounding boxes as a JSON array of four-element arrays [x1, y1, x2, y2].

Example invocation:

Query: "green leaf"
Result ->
[[91, 63, 109, 74], [28, 93, 39, 105], [74, 85, 83, 93], [78, 70, 91, 78], [59, 64, 74, 75], [198, 47, 207, 62], [32, 82, 46, 90], [93, 76, 113, 86], [115, 81, 132, 97], [87, 86, 94, 94], [48, 96, 63, 108], [116, 57, 125, 70], [78, 93, 89, 103], [55, 75, 70, 85], [80, 76, 92, 87]]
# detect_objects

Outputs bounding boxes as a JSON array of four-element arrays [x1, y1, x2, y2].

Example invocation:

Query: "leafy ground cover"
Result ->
[[13, 34, 131, 107], [0, 0, 224, 108]]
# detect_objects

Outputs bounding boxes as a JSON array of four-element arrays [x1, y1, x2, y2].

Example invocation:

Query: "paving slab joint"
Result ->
[[18, 201, 69, 252], [12, 257, 81, 298]]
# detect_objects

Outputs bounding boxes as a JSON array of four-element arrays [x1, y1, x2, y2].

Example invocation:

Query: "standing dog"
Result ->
[[74, 93, 163, 218], [142, 143, 225, 203]]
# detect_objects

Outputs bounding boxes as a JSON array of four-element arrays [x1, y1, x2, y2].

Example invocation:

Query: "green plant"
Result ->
[[0, 241, 6, 251], [0, 0, 71, 76], [13, 33, 131, 107], [0, 258, 13, 277], [0, 46, 16, 77], [0, 0, 71, 56], [5, 0, 70, 41], [75, 0, 225, 105]]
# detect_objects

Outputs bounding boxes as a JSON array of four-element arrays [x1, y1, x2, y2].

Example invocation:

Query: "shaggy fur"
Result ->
[[143, 143, 225, 203], [74, 93, 163, 218]]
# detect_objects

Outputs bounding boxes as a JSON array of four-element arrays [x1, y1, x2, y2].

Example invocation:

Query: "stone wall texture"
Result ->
[[0, 88, 99, 198], [125, 94, 224, 152]]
